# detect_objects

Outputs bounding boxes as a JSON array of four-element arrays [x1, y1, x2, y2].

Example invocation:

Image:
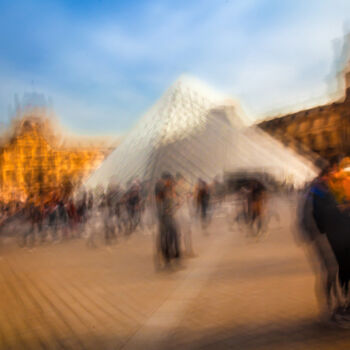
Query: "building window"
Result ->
[[322, 131, 330, 147], [311, 118, 318, 129], [308, 134, 316, 151]]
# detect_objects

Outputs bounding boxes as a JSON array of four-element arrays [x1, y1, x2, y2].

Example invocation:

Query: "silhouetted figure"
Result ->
[[311, 160, 350, 324], [155, 173, 180, 267], [249, 180, 266, 235], [196, 179, 210, 231], [126, 182, 141, 234], [175, 173, 194, 256], [299, 175, 340, 317]]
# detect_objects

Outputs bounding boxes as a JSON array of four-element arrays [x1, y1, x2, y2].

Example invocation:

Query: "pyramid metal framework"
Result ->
[[85, 76, 317, 189]]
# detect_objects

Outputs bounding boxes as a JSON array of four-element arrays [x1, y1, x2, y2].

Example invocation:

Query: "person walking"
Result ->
[[195, 179, 211, 232], [175, 173, 194, 257], [155, 173, 181, 268], [311, 160, 350, 324], [298, 172, 340, 318]]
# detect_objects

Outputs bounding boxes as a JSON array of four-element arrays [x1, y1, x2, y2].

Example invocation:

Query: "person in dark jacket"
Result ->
[[299, 176, 340, 315], [196, 179, 210, 231], [311, 164, 350, 318]]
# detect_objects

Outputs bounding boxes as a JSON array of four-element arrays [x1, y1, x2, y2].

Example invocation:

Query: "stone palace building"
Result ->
[[259, 71, 350, 161]]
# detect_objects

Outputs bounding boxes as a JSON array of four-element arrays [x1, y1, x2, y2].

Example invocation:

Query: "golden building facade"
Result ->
[[0, 114, 113, 202], [259, 73, 350, 161]]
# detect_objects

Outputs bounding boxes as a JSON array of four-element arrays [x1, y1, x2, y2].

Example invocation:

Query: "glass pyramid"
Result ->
[[85, 75, 317, 189]]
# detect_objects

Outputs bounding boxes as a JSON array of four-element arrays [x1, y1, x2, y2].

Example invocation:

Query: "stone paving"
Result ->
[[0, 195, 349, 349]]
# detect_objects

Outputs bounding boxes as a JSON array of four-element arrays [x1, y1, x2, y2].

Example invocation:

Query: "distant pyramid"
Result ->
[[85, 75, 317, 189]]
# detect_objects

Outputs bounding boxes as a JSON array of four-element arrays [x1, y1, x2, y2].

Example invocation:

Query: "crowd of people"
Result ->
[[2, 154, 350, 329], [0, 174, 228, 259], [0, 169, 276, 276], [5, 158, 350, 329]]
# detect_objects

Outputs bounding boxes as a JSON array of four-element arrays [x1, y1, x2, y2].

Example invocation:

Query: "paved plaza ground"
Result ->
[[0, 195, 349, 349]]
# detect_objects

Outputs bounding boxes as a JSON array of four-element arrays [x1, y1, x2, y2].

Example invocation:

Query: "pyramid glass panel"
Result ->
[[85, 75, 317, 189]]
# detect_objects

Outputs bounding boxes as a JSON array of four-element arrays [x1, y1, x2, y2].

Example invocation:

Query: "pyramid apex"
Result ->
[[167, 74, 228, 105]]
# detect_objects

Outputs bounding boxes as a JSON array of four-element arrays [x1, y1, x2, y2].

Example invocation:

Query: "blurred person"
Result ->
[[140, 181, 156, 235], [115, 186, 127, 234], [22, 196, 43, 247], [155, 172, 181, 268], [249, 180, 267, 236], [195, 178, 211, 232], [136, 181, 146, 231], [86, 188, 104, 248], [67, 198, 79, 238], [47, 194, 59, 242], [0, 199, 25, 246], [40, 201, 50, 243], [87, 191, 94, 211], [175, 173, 194, 257], [76, 190, 88, 235], [99, 192, 109, 243], [232, 184, 251, 230], [103, 183, 118, 244], [36, 202, 46, 244], [57, 198, 69, 241], [210, 176, 224, 218], [332, 157, 350, 202], [126, 181, 141, 234], [311, 158, 350, 324], [298, 165, 340, 319], [4, 200, 27, 247], [99, 186, 117, 245]]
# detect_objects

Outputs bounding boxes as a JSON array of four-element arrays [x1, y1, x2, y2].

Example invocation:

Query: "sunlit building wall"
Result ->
[[259, 71, 350, 161], [0, 113, 114, 203]]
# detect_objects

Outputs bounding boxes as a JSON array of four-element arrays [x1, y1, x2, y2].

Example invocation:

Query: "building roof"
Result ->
[[0, 109, 119, 153]]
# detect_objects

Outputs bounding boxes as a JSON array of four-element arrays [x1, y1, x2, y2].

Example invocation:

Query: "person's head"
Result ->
[[328, 155, 340, 173], [161, 172, 173, 187], [314, 157, 331, 178], [175, 172, 182, 180]]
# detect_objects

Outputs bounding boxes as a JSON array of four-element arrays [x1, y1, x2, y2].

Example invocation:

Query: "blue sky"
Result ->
[[1, 0, 350, 135]]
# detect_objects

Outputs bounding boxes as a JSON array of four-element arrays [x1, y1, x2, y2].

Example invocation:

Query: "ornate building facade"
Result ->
[[0, 112, 115, 202], [258, 72, 350, 161]]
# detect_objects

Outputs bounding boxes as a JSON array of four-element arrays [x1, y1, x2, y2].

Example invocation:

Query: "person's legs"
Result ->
[[154, 222, 163, 270], [312, 237, 339, 314], [339, 265, 350, 307], [169, 217, 180, 259], [23, 224, 32, 247], [32, 222, 38, 246], [104, 222, 110, 244], [333, 250, 349, 308], [127, 206, 134, 234], [110, 216, 117, 240], [183, 213, 193, 256], [103, 210, 110, 244], [39, 221, 46, 243], [135, 207, 141, 230], [256, 208, 264, 235], [50, 219, 57, 242], [161, 220, 170, 263], [201, 202, 208, 230], [86, 214, 97, 247], [116, 211, 123, 234]]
